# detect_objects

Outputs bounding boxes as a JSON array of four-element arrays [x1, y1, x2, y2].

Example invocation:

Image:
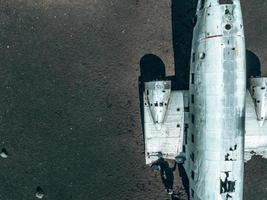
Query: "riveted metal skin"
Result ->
[[249, 77, 267, 126], [143, 81, 185, 164], [245, 90, 267, 161], [188, 0, 246, 199], [145, 81, 171, 126]]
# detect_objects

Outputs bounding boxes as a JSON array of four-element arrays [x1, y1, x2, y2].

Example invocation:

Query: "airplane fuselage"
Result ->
[[188, 0, 246, 199]]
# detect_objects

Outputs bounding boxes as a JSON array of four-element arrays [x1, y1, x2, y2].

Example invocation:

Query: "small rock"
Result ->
[[0, 148, 8, 159], [35, 186, 44, 199]]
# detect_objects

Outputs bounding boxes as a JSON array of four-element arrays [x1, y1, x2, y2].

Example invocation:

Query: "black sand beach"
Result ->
[[0, 0, 266, 199]]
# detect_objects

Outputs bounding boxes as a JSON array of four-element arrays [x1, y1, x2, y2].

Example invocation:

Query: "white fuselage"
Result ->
[[188, 0, 246, 199]]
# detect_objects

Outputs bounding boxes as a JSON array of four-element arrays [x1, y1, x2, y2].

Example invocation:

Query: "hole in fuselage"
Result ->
[[191, 95, 195, 104], [225, 24, 232, 30], [199, 52, 206, 59], [191, 114, 195, 124], [192, 53, 196, 63], [200, 0, 205, 9], [191, 73, 195, 84]]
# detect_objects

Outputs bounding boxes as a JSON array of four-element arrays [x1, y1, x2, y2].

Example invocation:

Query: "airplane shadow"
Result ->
[[171, 1, 198, 198], [172, 0, 198, 90], [246, 49, 261, 85]]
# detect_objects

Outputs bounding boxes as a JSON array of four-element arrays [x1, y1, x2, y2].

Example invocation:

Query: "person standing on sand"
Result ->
[[150, 153, 177, 194]]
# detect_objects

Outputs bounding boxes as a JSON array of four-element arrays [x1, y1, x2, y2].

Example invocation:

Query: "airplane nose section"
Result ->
[[145, 81, 171, 126]]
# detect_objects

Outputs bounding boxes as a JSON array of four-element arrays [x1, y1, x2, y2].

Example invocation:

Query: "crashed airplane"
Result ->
[[141, 0, 267, 199]]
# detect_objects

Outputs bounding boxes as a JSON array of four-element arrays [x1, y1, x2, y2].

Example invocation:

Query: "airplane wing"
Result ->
[[142, 78, 267, 165], [245, 77, 267, 161], [143, 81, 188, 164]]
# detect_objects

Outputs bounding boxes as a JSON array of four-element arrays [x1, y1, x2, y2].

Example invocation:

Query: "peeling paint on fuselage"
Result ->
[[187, 0, 246, 199]]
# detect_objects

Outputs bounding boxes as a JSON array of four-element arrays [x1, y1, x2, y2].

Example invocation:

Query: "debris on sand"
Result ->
[[97, 117, 102, 122], [0, 148, 8, 159], [35, 186, 44, 199]]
